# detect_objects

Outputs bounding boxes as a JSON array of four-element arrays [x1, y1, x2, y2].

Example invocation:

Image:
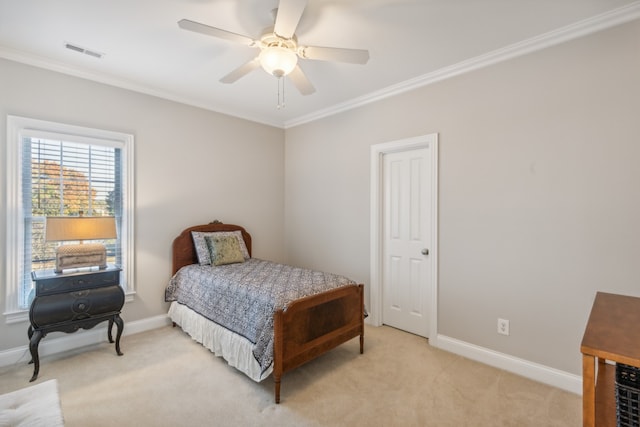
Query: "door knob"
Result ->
[[421, 248, 429, 255]]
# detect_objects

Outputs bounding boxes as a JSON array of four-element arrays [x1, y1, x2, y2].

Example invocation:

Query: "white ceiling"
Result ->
[[1, 0, 639, 128]]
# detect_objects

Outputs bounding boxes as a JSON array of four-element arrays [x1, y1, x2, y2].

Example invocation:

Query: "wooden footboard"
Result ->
[[273, 283, 364, 403]]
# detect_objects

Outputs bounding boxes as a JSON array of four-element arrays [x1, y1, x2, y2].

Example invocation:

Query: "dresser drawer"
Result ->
[[30, 285, 124, 328], [34, 269, 120, 296]]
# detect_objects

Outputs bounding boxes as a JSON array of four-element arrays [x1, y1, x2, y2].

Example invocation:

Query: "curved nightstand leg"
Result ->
[[27, 326, 34, 364], [108, 318, 114, 343], [113, 315, 124, 356], [29, 330, 43, 382]]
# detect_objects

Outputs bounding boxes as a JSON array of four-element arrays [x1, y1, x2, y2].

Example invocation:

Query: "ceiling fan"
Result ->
[[178, 0, 370, 96]]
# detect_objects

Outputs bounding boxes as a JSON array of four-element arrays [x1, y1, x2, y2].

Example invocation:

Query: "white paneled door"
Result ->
[[382, 147, 433, 337]]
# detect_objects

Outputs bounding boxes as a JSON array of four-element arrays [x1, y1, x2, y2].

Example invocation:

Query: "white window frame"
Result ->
[[5, 115, 135, 323]]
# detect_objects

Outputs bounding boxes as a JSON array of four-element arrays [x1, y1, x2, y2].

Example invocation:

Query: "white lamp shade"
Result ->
[[259, 46, 298, 78], [45, 216, 117, 242]]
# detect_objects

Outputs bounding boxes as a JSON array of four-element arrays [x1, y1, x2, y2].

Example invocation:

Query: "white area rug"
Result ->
[[0, 379, 64, 426]]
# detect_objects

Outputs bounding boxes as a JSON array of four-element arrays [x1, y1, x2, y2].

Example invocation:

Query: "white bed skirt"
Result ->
[[168, 301, 272, 382]]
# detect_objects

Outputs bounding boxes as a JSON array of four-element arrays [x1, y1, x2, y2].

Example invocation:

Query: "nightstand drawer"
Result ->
[[32, 269, 119, 296], [30, 285, 124, 328]]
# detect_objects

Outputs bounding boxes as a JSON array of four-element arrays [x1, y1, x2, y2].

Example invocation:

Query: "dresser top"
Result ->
[[32, 265, 121, 281]]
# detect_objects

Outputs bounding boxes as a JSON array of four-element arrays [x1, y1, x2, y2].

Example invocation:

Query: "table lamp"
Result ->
[[45, 216, 117, 273]]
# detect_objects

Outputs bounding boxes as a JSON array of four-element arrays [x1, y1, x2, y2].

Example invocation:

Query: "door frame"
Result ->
[[370, 133, 439, 342]]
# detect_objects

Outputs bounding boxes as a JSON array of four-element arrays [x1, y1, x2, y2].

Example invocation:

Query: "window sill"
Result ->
[[4, 310, 28, 324], [124, 290, 136, 303]]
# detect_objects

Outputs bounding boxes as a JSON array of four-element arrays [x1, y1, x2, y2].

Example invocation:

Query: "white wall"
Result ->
[[0, 58, 285, 352], [284, 19, 640, 376]]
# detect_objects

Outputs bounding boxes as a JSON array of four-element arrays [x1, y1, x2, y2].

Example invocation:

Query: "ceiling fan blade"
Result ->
[[300, 46, 370, 64], [220, 58, 261, 83], [178, 19, 255, 46], [288, 65, 315, 95], [274, 0, 307, 39]]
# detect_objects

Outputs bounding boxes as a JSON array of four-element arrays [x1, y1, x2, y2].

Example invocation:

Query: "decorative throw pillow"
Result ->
[[205, 235, 245, 266], [192, 230, 250, 265]]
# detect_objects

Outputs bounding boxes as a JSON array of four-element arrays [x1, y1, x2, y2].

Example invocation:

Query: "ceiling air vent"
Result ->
[[64, 42, 104, 59]]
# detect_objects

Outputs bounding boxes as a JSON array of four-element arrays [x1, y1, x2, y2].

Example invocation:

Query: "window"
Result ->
[[5, 116, 135, 323]]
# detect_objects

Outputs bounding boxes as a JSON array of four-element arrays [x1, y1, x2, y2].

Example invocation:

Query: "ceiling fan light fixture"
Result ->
[[259, 46, 297, 78]]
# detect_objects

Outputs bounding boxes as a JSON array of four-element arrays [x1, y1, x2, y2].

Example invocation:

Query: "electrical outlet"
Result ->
[[497, 318, 510, 336]]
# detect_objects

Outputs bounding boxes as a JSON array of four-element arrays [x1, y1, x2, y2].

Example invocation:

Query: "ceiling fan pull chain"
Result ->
[[277, 77, 286, 110]]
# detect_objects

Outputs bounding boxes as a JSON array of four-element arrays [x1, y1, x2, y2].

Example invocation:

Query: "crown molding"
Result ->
[[284, 1, 640, 129]]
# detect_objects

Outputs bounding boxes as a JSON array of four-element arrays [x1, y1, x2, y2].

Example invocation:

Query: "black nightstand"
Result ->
[[28, 265, 125, 382]]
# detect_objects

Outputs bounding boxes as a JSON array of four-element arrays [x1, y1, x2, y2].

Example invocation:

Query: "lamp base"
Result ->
[[54, 243, 107, 273]]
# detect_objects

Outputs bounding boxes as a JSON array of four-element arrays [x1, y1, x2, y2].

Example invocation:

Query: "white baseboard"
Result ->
[[0, 314, 172, 369], [432, 334, 582, 395]]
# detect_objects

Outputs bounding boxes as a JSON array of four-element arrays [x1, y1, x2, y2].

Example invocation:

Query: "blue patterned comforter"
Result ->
[[165, 258, 355, 375]]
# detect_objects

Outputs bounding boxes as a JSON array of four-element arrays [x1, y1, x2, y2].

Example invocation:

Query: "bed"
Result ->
[[165, 221, 365, 403]]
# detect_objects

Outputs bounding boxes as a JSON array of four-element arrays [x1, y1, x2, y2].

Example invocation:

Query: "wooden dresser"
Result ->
[[28, 265, 125, 382], [581, 292, 640, 426]]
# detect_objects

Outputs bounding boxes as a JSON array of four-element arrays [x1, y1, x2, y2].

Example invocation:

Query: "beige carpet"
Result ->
[[0, 325, 581, 426]]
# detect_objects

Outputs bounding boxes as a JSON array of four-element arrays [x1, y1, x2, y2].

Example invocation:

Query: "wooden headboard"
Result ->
[[171, 221, 252, 274]]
